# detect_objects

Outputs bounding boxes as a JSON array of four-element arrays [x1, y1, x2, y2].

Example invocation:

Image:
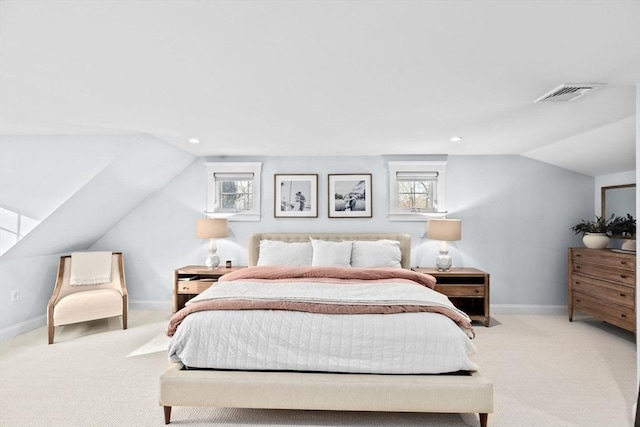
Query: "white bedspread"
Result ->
[[169, 310, 477, 374], [168, 279, 478, 374]]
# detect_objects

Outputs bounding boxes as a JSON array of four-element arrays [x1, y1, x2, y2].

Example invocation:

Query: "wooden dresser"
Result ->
[[568, 247, 636, 333]]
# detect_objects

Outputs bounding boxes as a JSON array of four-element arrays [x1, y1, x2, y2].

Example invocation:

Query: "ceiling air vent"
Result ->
[[534, 83, 604, 103]]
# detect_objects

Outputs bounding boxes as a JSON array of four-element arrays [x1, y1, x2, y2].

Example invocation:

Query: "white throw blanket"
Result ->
[[70, 251, 112, 285]]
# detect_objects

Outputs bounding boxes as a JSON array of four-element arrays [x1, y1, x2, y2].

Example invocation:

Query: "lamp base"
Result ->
[[205, 239, 220, 269], [435, 254, 452, 271], [205, 253, 220, 269], [435, 242, 452, 271]]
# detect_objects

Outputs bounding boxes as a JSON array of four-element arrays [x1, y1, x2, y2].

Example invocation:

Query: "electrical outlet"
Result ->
[[10, 289, 19, 302]]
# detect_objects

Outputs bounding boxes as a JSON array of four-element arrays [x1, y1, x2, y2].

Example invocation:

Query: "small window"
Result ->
[[388, 161, 447, 221], [396, 172, 438, 212], [206, 162, 262, 221], [216, 173, 254, 212], [0, 207, 40, 256]]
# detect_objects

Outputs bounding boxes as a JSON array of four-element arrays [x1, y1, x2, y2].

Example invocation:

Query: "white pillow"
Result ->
[[351, 240, 402, 268], [310, 239, 352, 267], [256, 240, 313, 266]]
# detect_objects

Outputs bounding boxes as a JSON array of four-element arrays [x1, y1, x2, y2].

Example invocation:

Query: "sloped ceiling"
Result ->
[[1, 1, 638, 177], [0, 134, 195, 259]]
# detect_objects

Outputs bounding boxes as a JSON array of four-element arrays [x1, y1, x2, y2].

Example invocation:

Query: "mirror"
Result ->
[[601, 184, 636, 237]]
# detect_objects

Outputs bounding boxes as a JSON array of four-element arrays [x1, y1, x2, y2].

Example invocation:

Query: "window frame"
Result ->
[[206, 162, 262, 222], [388, 160, 447, 221], [0, 207, 40, 256]]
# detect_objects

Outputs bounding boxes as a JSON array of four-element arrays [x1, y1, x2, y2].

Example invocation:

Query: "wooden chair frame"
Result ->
[[47, 252, 128, 344]]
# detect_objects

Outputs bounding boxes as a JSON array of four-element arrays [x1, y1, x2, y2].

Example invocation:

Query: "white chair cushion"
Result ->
[[53, 289, 123, 326]]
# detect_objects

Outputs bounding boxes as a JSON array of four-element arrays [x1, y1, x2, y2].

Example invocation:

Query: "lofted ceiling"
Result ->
[[1, 0, 638, 177]]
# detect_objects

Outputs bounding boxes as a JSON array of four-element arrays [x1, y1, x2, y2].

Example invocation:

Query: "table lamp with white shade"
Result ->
[[427, 218, 462, 271], [196, 218, 229, 269]]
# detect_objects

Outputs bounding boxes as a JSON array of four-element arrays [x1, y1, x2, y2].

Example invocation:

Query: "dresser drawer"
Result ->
[[572, 262, 635, 286], [571, 275, 634, 308], [177, 280, 216, 294], [572, 248, 635, 270], [435, 284, 485, 297], [572, 291, 635, 332]]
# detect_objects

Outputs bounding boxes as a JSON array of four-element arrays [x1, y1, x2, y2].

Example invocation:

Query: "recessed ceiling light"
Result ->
[[189, 138, 200, 144], [450, 136, 463, 142]]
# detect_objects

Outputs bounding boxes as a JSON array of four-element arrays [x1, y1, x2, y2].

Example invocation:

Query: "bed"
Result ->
[[159, 233, 493, 426]]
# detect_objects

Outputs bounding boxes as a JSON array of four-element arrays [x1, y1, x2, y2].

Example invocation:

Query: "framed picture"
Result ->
[[328, 174, 372, 218], [274, 174, 318, 218]]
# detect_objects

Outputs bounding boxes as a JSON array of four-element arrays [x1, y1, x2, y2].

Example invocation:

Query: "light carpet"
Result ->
[[127, 332, 170, 358], [0, 310, 636, 427]]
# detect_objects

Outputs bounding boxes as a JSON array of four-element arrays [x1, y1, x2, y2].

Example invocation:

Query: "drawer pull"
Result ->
[[621, 261, 627, 265], [620, 275, 627, 279], [183, 286, 188, 290], [576, 299, 581, 303], [575, 254, 582, 257], [620, 293, 626, 297], [621, 314, 627, 318]]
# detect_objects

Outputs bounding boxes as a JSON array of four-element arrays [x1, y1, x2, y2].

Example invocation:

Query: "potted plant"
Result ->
[[611, 213, 636, 251], [571, 215, 614, 249], [610, 213, 636, 238]]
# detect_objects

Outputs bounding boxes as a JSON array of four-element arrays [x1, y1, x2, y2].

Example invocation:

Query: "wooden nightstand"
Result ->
[[412, 267, 490, 327], [173, 265, 247, 312]]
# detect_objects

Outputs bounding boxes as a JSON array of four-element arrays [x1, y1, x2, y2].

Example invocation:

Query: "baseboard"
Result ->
[[491, 304, 567, 315], [129, 300, 172, 311], [0, 302, 170, 342], [0, 314, 46, 342]]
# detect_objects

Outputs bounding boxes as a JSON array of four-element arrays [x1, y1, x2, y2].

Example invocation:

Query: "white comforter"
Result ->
[[168, 277, 478, 374]]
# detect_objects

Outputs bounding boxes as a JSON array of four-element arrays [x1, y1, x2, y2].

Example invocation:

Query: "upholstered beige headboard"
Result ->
[[248, 233, 412, 269]]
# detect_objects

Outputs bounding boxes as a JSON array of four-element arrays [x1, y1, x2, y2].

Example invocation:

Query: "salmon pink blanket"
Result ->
[[219, 266, 437, 288], [167, 266, 474, 337]]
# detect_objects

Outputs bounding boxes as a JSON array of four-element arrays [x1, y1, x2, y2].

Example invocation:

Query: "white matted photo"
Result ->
[[274, 174, 318, 218], [328, 174, 372, 218]]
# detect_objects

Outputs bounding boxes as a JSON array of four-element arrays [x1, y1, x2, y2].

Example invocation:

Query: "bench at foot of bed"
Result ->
[[162, 405, 488, 426], [159, 362, 493, 426]]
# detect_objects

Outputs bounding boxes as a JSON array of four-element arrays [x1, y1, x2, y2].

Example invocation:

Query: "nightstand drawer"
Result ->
[[412, 267, 490, 326], [177, 280, 216, 294], [173, 266, 248, 312], [435, 284, 485, 297]]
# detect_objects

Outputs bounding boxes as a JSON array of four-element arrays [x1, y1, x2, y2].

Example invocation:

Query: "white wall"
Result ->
[[0, 134, 195, 338], [92, 154, 593, 314], [0, 135, 133, 220]]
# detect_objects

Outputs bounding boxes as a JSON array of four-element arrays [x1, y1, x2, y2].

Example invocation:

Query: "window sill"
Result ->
[[204, 212, 261, 222], [389, 212, 448, 222]]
